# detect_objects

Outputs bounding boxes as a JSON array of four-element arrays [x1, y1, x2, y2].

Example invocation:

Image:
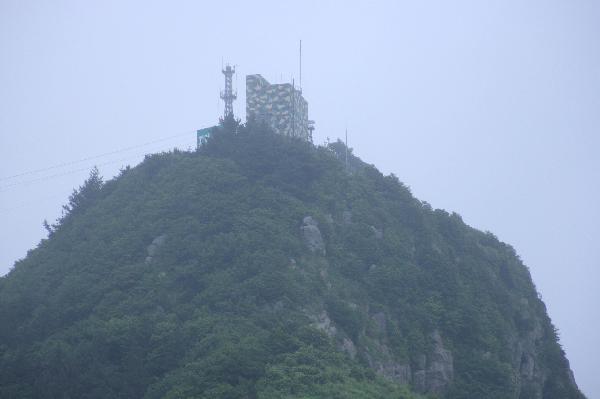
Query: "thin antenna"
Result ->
[[292, 78, 295, 137], [299, 40, 302, 90], [345, 127, 348, 170]]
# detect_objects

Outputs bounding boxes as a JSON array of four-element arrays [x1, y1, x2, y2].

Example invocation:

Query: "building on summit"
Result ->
[[246, 74, 314, 141], [198, 66, 315, 148]]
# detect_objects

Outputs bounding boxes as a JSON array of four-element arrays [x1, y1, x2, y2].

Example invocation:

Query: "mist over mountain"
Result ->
[[0, 120, 585, 398]]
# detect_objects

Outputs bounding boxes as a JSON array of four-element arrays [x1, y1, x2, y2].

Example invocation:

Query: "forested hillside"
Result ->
[[0, 119, 584, 398]]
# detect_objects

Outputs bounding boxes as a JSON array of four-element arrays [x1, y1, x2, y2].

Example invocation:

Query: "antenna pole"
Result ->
[[345, 127, 348, 170], [299, 40, 302, 90], [292, 78, 295, 137]]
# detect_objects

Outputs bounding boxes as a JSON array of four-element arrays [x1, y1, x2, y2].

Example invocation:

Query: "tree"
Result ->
[[218, 113, 241, 134], [58, 166, 104, 224], [42, 219, 53, 235]]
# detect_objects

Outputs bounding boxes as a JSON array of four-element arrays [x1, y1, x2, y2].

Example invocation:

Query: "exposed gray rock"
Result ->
[[312, 310, 336, 337], [510, 315, 546, 398], [365, 340, 412, 385], [509, 304, 580, 398], [341, 338, 357, 359], [413, 331, 454, 395], [303, 216, 318, 226], [301, 216, 325, 254], [145, 234, 167, 264], [370, 225, 383, 240], [378, 361, 411, 385], [520, 353, 535, 379], [152, 234, 167, 246], [147, 245, 158, 256], [426, 330, 454, 394], [319, 269, 332, 289]]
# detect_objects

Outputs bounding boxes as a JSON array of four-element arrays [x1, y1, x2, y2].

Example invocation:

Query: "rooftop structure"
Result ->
[[246, 74, 313, 141]]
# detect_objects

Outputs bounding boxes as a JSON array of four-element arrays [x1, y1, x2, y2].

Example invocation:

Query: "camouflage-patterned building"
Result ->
[[246, 74, 313, 141]]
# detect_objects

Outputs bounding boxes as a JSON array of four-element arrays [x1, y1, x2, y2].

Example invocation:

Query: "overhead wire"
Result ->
[[0, 137, 195, 213], [0, 130, 196, 182], [0, 137, 196, 192]]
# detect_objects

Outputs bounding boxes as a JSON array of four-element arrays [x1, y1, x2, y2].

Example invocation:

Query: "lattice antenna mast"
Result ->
[[220, 64, 237, 119]]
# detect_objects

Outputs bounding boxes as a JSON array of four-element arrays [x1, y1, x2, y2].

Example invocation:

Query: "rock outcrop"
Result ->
[[311, 310, 336, 337], [510, 300, 546, 398], [370, 225, 383, 240], [364, 340, 412, 386], [330, 308, 454, 394], [145, 234, 167, 264], [341, 338, 357, 359], [301, 216, 325, 254], [412, 331, 454, 395]]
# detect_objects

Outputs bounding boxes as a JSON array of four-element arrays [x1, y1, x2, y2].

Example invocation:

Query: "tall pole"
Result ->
[[345, 127, 348, 170], [292, 78, 295, 137], [299, 40, 302, 91]]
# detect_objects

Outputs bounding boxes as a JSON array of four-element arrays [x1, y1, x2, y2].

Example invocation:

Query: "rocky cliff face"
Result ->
[[312, 306, 454, 394], [413, 331, 454, 395], [299, 203, 581, 398], [506, 298, 582, 399], [302, 213, 454, 395], [301, 216, 326, 255]]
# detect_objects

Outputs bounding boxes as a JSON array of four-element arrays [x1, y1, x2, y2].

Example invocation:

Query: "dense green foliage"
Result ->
[[0, 120, 584, 398]]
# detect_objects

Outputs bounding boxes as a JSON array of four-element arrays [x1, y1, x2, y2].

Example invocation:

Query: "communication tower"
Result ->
[[220, 64, 237, 119]]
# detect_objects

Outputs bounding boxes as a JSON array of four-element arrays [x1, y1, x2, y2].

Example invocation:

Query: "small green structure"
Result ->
[[196, 127, 214, 149]]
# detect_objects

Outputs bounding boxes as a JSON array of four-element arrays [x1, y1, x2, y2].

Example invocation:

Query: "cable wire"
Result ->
[[0, 130, 195, 182], [0, 139, 196, 191]]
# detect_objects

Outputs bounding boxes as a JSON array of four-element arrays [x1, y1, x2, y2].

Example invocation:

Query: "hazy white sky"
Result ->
[[1, 1, 598, 396]]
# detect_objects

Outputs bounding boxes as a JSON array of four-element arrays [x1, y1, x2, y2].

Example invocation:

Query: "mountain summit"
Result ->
[[0, 121, 584, 398]]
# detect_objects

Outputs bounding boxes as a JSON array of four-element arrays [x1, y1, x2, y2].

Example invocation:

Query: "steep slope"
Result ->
[[0, 121, 584, 398]]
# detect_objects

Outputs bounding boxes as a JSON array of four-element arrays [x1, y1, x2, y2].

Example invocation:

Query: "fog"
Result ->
[[1, 1, 598, 396]]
